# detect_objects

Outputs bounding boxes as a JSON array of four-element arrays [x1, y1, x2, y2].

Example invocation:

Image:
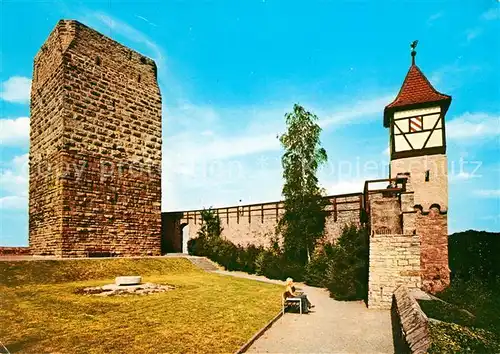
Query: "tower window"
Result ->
[[425, 170, 430, 182]]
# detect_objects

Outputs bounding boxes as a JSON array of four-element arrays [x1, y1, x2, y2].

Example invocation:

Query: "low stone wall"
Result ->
[[0, 247, 32, 256], [368, 232, 421, 309], [391, 285, 430, 354]]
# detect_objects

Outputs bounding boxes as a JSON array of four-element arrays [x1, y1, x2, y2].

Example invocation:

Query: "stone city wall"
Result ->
[[162, 193, 363, 252]]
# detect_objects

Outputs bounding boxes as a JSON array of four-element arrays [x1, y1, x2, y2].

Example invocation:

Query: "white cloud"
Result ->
[[319, 94, 394, 128], [0, 117, 30, 146], [449, 171, 482, 183], [0, 77, 31, 103], [0, 153, 29, 197], [0, 154, 29, 211], [447, 112, 500, 139], [474, 189, 500, 198], [427, 12, 443, 25], [465, 28, 482, 42], [429, 63, 481, 90], [0, 196, 27, 210], [135, 15, 158, 27], [326, 180, 365, 195], [84, 11, 165, 72], [482, 7, 499, 21]]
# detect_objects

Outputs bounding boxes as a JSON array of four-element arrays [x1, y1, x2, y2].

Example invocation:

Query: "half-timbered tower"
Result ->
[[384, 44, 451, 292]]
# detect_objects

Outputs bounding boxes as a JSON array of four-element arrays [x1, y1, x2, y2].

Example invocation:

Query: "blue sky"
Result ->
[[1, 0, 499, 246]]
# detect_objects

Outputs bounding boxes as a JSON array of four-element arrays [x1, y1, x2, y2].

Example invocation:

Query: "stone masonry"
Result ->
[[162, 193, 362, 252], [23, 20, 451, 310], [367, 188, 421, 309], [416, 207, 450, 293], [29, 20, 162, 257]]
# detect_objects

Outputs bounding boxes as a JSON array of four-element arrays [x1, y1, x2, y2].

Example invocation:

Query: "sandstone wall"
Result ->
[[29, 20, 162, 257], [391, 286, 431, 353], [367, 191, 421, 309], [162, 193, 362, 252], [390, 154, 448, 212], [416, 207, 450, 293], [368, 232, 421, 309]]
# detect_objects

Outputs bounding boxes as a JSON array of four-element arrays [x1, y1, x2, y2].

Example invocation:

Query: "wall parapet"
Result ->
[[162, 192, 363, 253], [391, 285, 431, 354], [0, 247, 32, 256]]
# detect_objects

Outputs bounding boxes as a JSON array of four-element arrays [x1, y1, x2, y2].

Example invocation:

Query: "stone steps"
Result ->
[[188, 256, 219, 271]]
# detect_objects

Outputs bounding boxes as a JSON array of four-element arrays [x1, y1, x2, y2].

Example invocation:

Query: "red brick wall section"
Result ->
[[0, 247, 32, 256], [416, 207, 450, 293], [29, 20, 161, 257]]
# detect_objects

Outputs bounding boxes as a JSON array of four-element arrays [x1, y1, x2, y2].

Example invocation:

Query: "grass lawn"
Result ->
[[0, 258, 283, 353]]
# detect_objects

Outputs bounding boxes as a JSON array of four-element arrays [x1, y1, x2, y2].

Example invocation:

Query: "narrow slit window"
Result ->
[[425, 170, 430, 182]]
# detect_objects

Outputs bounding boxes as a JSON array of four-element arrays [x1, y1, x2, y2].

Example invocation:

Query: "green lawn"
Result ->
[[0, 258, 283, 353]]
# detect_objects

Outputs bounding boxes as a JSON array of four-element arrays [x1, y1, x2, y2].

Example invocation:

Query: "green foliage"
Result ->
[[428, 322, 500, 354], [304, 242, 335, 287], [197, 208, 223, 240], [432, 278, 500, 334], [277, 104, 329, 265], [418, 300, 476, 328], [449, 230, 500, 282], [323, 225, 369, 301], [420, 252, 500, 354]]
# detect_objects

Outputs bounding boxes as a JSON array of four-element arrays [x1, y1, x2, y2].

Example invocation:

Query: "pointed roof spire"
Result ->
[[410, 40, 418, 65], [383, 40, 451, 127]]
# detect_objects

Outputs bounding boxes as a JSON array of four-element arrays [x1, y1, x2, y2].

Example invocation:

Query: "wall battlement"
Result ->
[[162, 193, 363, 252]]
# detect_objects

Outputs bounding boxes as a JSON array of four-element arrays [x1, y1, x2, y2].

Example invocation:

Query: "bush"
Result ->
[[324, 225, 369, 301], [237, 244, 264, 274], [304, 242, 335, 287], [449, 230, 500, 282]]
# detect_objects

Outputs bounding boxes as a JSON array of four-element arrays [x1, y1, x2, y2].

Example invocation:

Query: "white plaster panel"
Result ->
[[407, 131, 430, 150], [425, 129, 443, 148], [395, 135, 411, 152], [394, 106, 441, 119], [423, 114, 441, 130]]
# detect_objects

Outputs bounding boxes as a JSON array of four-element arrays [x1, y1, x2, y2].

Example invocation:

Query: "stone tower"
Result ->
[[29, 20, 162, 257], [383, 45, 451, 292]]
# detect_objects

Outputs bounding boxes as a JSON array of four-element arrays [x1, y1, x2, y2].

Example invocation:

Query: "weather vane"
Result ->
[[410, 40, 418, 65]]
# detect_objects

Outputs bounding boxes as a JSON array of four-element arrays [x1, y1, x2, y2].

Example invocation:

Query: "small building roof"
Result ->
[[384, 63, 451, 127]]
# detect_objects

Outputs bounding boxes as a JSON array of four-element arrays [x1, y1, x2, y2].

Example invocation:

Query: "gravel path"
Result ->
[[215, 270, 395, 354]]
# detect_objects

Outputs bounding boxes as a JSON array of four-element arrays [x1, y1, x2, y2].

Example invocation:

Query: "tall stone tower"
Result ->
[[383, 43, 451, 292], [29, 20, 162, 257]]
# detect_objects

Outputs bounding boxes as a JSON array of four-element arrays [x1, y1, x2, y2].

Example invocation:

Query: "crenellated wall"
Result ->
[[162, 193, 363, 253]]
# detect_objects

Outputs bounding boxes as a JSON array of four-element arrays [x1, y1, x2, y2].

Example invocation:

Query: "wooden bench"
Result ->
[[282, 292, 303, 314]]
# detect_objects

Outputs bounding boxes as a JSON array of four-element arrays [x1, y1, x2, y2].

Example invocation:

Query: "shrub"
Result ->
[[304, 242, 335, 287], [449, 230, 500, 282], [237, 244, 264, 274], [324, 225, 369, 301]]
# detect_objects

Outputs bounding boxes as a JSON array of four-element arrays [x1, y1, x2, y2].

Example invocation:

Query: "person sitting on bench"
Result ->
[[284, 277, 314, 313]]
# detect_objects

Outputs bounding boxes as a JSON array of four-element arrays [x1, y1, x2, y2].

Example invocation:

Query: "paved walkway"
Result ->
[[215, 270, 395, 354]]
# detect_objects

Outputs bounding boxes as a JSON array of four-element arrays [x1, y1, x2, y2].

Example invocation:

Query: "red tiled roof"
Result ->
[[385, 64, 450, 109]]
